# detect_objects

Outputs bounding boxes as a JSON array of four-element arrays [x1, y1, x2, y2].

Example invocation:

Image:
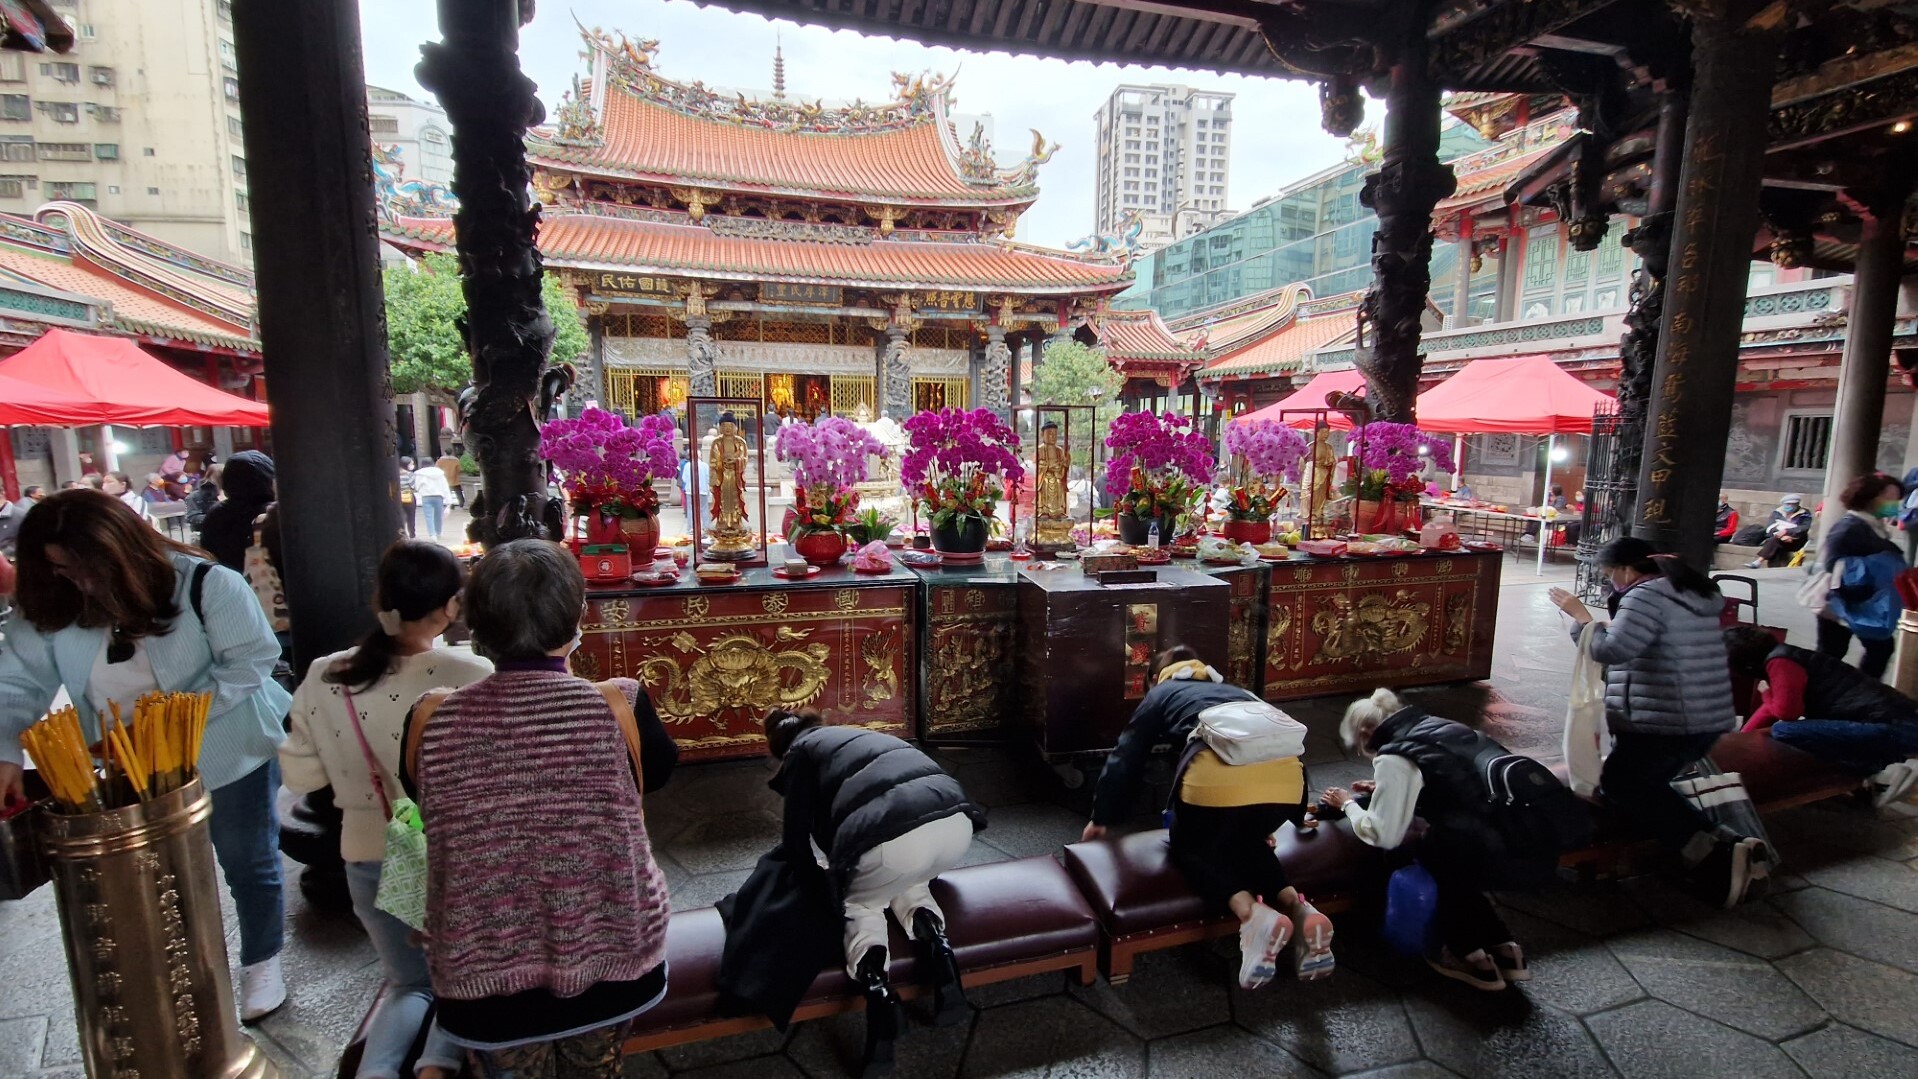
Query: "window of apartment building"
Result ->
[[47, 181, 96, 204], [39, 62, 78, 83], [223, 78, 240, 103], [39, 142, 88, 161], [0, 176, 27, 198], [1124, 167, 1138, 177], [0, 95, 27, 121], [219, 40, 238, 65], [236, 191, 249, 213], [230, 157, 247, 182], [36, 101, 78, 123], [147, 187, 159, 195], [0, 136, 32, 162], [0, 53, 23, 82], [370, 115, 400, 135], [1123, 153, 1138, 164], [89, 66, 113, 87], [93, 143, 118, 160], [86, 104, 119, 122], [240, 232, 252, 252], [218, 0, 233, 22], [1125, 140, 1139, 150], [1780, 414, 1833, 473]]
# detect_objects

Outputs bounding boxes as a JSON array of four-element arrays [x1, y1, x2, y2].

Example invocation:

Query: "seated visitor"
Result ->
[[1714, 495, 1740, 544], [759, 709, 986, 1076], [1742, 494, 1813, 568], [1725, 625, 1918, 805], [1329, 689, 1590, 991], [1522, 485, 1574, 544], [1083, 645, 1335, 988], [400, 539, 678, 1073], [281, 541, 492, 1079]]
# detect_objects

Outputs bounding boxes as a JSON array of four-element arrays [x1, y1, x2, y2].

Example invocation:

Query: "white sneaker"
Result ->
[[1237, 902, 1292, 990], [240, 954, 286, 1024], [1872, 761, 1918, 808]]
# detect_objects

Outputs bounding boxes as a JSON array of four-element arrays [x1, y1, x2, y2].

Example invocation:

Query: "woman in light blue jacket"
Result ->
[[0, 490, 293, 1021]]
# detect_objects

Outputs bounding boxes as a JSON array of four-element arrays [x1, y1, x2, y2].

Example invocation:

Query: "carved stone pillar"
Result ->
[[882, 326, 911, 419], [1818, 186, 1912, 539], [1632, 12, 1779, 568], [418, 0, 567, 546], [685, 316, 716, 397], [981, 323, 1012, 420], [1353, 27, 1455, 423]]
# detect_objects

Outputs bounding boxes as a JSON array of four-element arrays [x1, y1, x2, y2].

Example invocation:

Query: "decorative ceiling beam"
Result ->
[[1426, 0, 1623, 82], [1768, 66, 1918, 151]]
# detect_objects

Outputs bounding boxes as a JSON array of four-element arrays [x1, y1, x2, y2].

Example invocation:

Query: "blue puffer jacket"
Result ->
[[1574, 576, 1735, 737]]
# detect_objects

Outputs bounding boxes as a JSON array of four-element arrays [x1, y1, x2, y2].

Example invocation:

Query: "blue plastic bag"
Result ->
[[1382, 862, 1439, 958], [1830, 550, 1905, 640]]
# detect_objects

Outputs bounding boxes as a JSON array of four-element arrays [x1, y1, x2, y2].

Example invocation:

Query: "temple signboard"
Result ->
[[921, 289, 978, 312], [592, 272, 676, 299], [760, 281, 843, 306]]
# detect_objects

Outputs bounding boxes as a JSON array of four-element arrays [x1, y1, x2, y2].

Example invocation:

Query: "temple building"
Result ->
[[381, 30, 1133, 427]]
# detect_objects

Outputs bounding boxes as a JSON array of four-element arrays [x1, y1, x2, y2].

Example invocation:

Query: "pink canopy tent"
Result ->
[[1414, 355, 1614, 435], [0, 328, 270, 427], [1231, 368, 1367, 430]]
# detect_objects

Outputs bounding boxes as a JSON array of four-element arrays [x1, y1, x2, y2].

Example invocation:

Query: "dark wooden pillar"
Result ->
[[232, 0, 396, 675], [418, 0, 567, 546], [1819, 187, 1911, 528], [1353, 27, 1455, 423], [1632, 13, 1778, 568]]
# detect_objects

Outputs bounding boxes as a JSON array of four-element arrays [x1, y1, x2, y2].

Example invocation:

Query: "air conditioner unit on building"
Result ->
[[91, 71, 111, 86]]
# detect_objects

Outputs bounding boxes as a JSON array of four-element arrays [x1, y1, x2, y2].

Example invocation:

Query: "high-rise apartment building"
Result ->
[[1093, 84, 1233, 249], [0, 0, 251, 264], [367, 85, 452, 188]]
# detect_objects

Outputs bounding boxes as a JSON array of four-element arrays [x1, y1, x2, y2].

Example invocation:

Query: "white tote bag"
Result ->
[[1563, 625, 1612, 797]]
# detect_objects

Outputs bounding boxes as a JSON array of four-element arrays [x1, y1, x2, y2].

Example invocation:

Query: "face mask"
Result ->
[[1877, 503, 1901, 520]]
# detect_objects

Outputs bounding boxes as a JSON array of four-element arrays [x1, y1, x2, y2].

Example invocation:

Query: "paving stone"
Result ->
[[959, 995, 1145, 1078], [673, 1053, 807, 1079], [1772, 886, 1918, 974], [658, 1026, 791, 1071], [1776, 948, 1918, 1049], [962, 802, 1085, 860], [1304, 758, 1375, 793], [1620, 874, 1816, 959], [664, 809, 783, 875], [786, 1008, 969, 1079], [667, 869, 752, 911], [1493, 880, 1650, 938], [1232, 965, 1421, 1075], [255, 957, 386, 1074], [621, 1049, 670, 1079], [1799, 857, 1918, 914], [1782, 1022, 1918, 1078], [1066, 944, 1231, 1040], [1145, 1024, 1323, 1078], [1400, 991, 1614, 1079], [1584, 999, 1802, 1079], [1607, 928, 1825, 1041], [1493, 909, 1642, 1016], [951, 758, 1042, 808], [0, 1015, 48, 1073], [965, 970, 1075, 1010], [1342, 1065, 1465, 1079]]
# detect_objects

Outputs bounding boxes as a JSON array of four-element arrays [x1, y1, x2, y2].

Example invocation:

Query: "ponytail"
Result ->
[[763, 707, 823, 759], [325, 540, 465, 692]]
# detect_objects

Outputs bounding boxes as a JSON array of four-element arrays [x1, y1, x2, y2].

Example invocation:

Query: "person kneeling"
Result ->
[[1329, 689, 1591, 992], [1726, 625, 1918, 805], [1082, 646, 1334, 988]]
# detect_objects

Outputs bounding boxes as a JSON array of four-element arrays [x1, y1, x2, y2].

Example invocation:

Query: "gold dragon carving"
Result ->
[[638, 627, 831, 722], [1311, 591, 1430, 662], [862, 626, 901, 708]]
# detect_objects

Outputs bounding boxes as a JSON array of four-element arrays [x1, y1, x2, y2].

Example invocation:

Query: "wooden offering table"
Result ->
[[910, 556, 1021, 746], [577, 562, 918, 762], [1262, 549, 1501, 703]]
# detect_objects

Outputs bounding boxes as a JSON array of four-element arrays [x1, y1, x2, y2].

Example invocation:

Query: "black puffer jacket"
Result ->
[[773, 725, 985, 895], [198, 451, 273, 571], [1774, 642, 1918, 726], [1091, 677, 1259, 824]]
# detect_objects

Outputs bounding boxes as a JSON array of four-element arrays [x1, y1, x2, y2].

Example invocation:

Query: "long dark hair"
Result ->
[[325, 540, 465, 692], [763, 707, 823, 759], [14, 489, 209, 637], [1595, 535, 1719, 600]]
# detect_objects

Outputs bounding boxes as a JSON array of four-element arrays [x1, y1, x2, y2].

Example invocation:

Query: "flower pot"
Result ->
[[1222, 518, 1271, 545], [1356, 499, 1410, 534], [619, 513, 660, 554], [792, 529, 848, 567], [931, 513, 989, 564], [583, 513, 622, 547], [1117, 511, 1170, 546]]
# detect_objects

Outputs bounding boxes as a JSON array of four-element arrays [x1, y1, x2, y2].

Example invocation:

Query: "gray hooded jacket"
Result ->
[[1576, 576, 1735, 737]]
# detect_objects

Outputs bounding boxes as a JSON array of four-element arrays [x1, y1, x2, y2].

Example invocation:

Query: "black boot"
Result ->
[[913, 908, 970, 1027], [857, 946, 900, 1079]]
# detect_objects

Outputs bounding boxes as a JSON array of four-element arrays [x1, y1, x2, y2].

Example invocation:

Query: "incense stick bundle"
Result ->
[[21, 691, 214, 813]]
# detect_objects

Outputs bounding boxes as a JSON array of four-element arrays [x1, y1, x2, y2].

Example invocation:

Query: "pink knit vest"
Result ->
[[417, 671, 670, 1000]]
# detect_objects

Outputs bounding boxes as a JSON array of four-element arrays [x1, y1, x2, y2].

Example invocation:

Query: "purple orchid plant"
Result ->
[[539, 408, 679, 519], [1104, 410, 1216, 521], [1348, 421, 1455, 500], [901, 408, 1023, 528], [1223, 419, 1308, 484]]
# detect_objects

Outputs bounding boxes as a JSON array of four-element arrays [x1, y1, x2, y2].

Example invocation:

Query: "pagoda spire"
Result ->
[[772, 35, 785, 98]]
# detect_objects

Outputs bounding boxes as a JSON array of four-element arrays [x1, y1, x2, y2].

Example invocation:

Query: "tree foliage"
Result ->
[[1028, 339, 1125, 465], [384, 252, 592, 396]]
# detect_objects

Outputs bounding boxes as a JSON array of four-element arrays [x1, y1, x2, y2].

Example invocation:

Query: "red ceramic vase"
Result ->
[[792, 529, 848, 567], [619, 513, 661, 555]]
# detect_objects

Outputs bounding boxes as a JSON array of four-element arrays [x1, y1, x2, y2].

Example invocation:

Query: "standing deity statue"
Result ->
[[705, 411, 754, 558], [1303, 427, 1340, 525], [1033, 421, 1073, 550]]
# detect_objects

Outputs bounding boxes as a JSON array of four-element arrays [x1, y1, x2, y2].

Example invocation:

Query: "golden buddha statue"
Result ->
[[1303, 427, 1339, 525], [705, 411, 755, 559], [1033, 421, 1073, 550]]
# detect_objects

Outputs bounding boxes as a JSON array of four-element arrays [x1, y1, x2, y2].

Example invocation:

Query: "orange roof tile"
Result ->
[[1435, 142, 1565, 214], [386, 213, 1128, 294], [1097, 309, 1202, 364], [0, 247, 255, 351], [1202, 307, 1361, 380]]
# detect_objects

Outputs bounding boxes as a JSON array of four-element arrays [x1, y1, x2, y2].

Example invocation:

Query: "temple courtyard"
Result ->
[[6, 563, 1918, 1078]]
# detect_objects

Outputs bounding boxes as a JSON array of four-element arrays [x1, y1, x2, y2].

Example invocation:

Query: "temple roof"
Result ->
[[1432, 109, 1576, 221], [1096, 309, 1202, 365], [530, 30, 1052, 210], [1199, 291, 1364, 381], [385, 213, 1129, 295]]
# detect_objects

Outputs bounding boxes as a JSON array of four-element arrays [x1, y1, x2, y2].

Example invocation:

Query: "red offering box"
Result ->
[[580, 544, 632, 581]]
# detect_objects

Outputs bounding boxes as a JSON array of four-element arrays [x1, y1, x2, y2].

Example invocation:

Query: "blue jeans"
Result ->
[[206, 759, 284, 966], [345, 861, 461, 1078], [421, 496, 445, 539], [1772, 719, 1918, 777]]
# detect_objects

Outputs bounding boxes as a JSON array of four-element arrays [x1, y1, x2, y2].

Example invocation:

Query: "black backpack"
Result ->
[[1471, 741, 1593, 860]]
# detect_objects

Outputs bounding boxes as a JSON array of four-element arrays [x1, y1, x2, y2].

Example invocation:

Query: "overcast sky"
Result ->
[[356, 0, 1358, 248]]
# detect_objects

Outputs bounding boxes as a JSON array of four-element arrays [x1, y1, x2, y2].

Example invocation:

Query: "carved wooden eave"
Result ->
[[1767, 47, 1918, 151], [1425, 0, 1623, 84]]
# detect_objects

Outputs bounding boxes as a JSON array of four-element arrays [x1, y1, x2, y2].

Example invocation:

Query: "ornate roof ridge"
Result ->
[[37, 202, 255, 332]]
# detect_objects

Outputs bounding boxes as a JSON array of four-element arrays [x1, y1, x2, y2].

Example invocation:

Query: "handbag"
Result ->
[[1191, 699, 1308, 765], [1563, 626, 1611, 797], [243, 524, 291, 634], [1381, 861, 1439, 957], [1671, 760, 1778, 872], [1796, 559, 1836, 614]]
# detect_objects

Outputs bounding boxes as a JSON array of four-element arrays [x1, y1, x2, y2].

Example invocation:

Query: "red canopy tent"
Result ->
[[1231, 368, 1367, 430], [0, 328, 270, 428], [0, 369, 95, 427], [1414, 355, 1614, 434]]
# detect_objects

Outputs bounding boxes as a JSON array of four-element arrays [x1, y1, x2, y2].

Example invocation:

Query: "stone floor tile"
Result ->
[[1776, 948, 1918, 1049], [1313, 924, 1424, 992], [1304, 758, 1376, 793], [959, 995, 1145, 1078], [34, 1004, 78, 1068], [1606, 928, 1825, 1041], [1145, 1024, 1323, 1078], [1400, 991, 1615, 1079], [0, 1015, 48, 1073], [1493, 880, 1651, 938], [673, 1053, 808, 1079], [1493, 910, 1642, 1016], [965, 970, 1075, 1010], [963, 802, 1086, 860], [1781, 1022, 1918, 1078], [1232, 966, 1421, 1075], [621, 1049, 670, 1079], [786, 1008, 970, 1079], [1620, 875, 1816, 960], [1798, 857, 1918, 914], [1583, 999, 1802, 1079], [255, 956, 385, 1073], [662, 809, 783, 876], [1771, 886, 1918, 974], [657, 1026, 791, 1072], [1066, 944, 1231, 1041], [1341, 1065, 1465, 1079], [951, 758, 1044, 809], [667, 869, 753, 911]]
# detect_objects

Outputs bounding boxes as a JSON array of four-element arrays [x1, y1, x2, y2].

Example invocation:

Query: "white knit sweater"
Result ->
[[281, 645, 493, 862]]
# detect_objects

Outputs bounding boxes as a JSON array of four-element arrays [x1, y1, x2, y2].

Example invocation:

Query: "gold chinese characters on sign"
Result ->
[[592, 271, 675, 298], [760, 281, 843, 306], [921, 289, 978, 312]]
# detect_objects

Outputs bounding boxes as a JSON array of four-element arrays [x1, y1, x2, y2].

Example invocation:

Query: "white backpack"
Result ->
[[1191, 698, 1308, 765]]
